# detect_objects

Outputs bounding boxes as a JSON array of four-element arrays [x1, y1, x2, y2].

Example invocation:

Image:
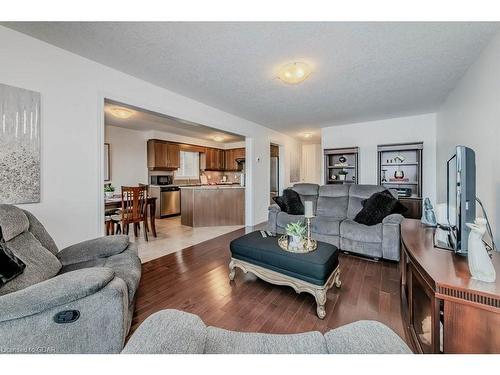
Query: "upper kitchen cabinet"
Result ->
[[205, 147, 225, 170], [224, 148, 245, 171], [147, 139, 180, 170]]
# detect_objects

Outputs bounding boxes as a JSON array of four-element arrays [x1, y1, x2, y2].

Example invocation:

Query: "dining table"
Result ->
[[104, 196, 157, 237]]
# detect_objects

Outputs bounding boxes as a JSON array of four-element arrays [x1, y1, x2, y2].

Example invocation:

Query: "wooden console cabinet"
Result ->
[[400, 219, 500, 353]]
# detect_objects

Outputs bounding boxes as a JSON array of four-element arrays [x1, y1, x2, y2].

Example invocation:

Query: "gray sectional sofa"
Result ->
[[268, 183, 404, 261], [122, 309, 411, 354], [0, 205, 141, 354]]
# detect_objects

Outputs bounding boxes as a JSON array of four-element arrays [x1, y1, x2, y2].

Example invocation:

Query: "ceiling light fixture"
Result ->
[[301, 132, 313, 139], [213, 136, 225, 142], [109, 107, 134, 119], [277, 62, 312, 85]]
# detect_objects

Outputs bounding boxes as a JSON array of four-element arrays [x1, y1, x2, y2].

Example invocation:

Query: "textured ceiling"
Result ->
[[104, 100, 244, 143], [5, 22, 499, 140]]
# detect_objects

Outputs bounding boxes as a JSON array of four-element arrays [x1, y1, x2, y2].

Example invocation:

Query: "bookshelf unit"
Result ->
[[377, 142, 423, 219], [324, 147, 359, 185]]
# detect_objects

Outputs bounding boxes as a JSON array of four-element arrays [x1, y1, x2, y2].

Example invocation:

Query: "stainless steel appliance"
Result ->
[[160, 186, 181, 217], [150, 175, 173, 186]]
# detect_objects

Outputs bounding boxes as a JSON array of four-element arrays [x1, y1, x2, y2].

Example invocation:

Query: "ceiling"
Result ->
[[5, 22, 499, 141], [104, 100, 244, 143]]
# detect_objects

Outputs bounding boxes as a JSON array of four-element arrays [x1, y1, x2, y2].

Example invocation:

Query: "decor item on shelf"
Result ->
[[284, 221, 307, 250], [104, 184, 115, 199], [394, 169, 405, 179], [338, 171, 348, 181], [331, 174, 337, 180], [381, 169, 388, 182], [394, 154, 406, 164], [339, 156, 346, 163], [389, 177, 409, 182], [466, 218, 496, 283], [0, 83, 41, 204], [352, 176, 356, 181], [421, 198, 437, 227]]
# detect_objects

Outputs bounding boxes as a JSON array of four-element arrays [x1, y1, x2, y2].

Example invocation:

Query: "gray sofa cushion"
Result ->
[[22, 210, 59, 255], [60, 243, 140, 304], [316, 185, 349, 219], [0, 205, 29, 242], [57, 235, 130, 266], [346, 185, 386, 219], [341, 219, 382, 243], [0, 232, 61, 296], [325, 320, 411, 354], [122, 310, 207, 354], [205, 327, 328, 354], [341, 237, 382, 259], [292, 183, 319, 213], [312, 216, 341, 236]]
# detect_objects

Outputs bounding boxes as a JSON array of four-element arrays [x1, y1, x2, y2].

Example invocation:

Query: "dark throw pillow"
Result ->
[[272, 196, 287, 212], [0, 237, 26, 288], [354, 191, 400, 226], [361, 190, 408, 215], [282, 189, 304, 215]]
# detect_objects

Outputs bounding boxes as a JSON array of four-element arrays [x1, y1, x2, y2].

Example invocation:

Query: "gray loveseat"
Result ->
[[122, 309, 411, 354], [0, 205, 141, 354], [268, 184, 404, 261]]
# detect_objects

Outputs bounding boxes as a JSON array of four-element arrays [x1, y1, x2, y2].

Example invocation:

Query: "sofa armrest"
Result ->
[[0, 268, 115, 322], [122, 309, 207, 354], [382, 213, 404, 225], [268, 204, 281, 213], [324, 320, 412, 354], [382, 214, 404, 261], [57, 235, 129, 266]]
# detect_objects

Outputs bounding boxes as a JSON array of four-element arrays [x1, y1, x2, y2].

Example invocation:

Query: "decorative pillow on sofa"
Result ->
[[354, 191, 401, 226], [361, 190, 408, 215], [0, 231, 26, 288], [281, 189, 305, 215], [272, 196, 287, 212]]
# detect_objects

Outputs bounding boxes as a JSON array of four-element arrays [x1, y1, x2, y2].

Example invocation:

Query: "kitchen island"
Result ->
[[180, 185, 245, 227]]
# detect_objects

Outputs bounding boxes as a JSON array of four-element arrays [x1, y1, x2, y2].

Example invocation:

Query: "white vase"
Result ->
[[289, 235, 303, 249], [466, 218, 496, 283]]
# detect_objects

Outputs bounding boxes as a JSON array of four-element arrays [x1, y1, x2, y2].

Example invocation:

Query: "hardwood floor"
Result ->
[[131, 228, 405, 341]]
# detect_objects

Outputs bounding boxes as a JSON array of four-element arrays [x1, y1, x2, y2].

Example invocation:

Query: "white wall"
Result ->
[[104, 126, 148, 188], [300, 143, 322, 184], [436, 30, 500, 245], [0, 26, 300, 247], [321, 113, 437, 203]]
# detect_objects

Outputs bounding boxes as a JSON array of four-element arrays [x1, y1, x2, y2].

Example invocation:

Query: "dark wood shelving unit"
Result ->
[[377, 142, 423, 219], [324, 147, 359, 185]]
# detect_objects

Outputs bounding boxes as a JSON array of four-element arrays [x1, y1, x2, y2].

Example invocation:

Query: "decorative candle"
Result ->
[[304, 201, 313, 218]]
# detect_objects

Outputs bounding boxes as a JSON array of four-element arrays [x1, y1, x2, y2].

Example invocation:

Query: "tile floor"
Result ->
[[127, 216, 245, 263]]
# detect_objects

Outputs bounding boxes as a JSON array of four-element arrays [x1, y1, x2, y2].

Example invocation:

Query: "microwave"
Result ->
[[150, 175, 173, 186]]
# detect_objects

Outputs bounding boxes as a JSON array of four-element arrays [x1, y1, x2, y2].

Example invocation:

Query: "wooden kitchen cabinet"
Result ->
[[224, 148, 245, 171], [147, 139, 180, 170], [205, 147, 225, 170]]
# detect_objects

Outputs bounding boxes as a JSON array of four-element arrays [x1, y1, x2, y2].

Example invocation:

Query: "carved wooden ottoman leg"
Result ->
[[314, 289, 327, 319], [229, 259, 236, 281], [334, 269, 342, 288]]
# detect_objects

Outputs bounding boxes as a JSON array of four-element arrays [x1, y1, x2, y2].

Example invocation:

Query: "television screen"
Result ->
[[447, 154, 457, 227]]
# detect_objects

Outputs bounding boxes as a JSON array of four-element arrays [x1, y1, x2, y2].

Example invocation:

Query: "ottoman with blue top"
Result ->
[[229, 231, 341, 319]]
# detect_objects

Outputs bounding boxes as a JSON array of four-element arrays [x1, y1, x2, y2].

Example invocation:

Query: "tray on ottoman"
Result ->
[[229, 231, 341, 319]]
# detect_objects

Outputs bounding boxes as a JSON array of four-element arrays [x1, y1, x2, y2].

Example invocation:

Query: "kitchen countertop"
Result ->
[[179, 185, 245, 189]]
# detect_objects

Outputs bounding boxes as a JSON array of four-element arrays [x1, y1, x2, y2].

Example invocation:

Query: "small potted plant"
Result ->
[[104, 184, 115, 199], [285, 221, 307, 249], [338, 170, 348, 181]]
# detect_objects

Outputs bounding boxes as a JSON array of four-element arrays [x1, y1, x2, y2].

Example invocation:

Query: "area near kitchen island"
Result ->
[[180, 185, 245, 227]]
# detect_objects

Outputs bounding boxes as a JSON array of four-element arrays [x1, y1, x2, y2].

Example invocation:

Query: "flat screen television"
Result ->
[[446, 146, 476, 255]]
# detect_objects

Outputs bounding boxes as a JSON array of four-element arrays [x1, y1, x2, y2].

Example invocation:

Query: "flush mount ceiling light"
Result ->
[[277, 62, 312, 85], [109, 107, 134, 119], [213, 136, 225, 142], [301, 132, 313, 139]]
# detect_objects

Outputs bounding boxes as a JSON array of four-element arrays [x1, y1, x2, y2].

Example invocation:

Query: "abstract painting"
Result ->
[[0, 83, 41, 204]]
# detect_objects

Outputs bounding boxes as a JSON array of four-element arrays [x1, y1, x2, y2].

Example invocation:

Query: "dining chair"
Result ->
[[111, 185, 149, 241]]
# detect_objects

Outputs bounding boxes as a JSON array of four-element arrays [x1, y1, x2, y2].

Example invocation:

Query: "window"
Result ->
[[175, 151, 200, 179]]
